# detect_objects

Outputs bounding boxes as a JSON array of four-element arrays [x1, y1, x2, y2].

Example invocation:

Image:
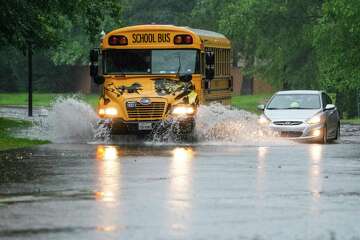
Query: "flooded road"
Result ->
[[1, 141, 360, 240]]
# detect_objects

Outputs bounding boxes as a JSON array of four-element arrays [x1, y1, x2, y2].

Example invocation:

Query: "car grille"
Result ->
[[127, 102, 165, 119], [279, 131, 303, 138], [273, 121, 303, 126]]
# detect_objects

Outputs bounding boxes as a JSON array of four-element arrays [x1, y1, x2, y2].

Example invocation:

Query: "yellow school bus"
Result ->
[[89, 24, 232, 135]]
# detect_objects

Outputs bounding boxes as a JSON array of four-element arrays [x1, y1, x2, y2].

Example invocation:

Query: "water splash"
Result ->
[[195, 103, 275, 144], [19, 97, 285, 145], [29, 96, 110, 143], [149, 103, 280, 145]]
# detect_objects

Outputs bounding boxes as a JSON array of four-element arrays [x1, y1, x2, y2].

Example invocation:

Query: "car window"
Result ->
[[267, 94, 321, 109]]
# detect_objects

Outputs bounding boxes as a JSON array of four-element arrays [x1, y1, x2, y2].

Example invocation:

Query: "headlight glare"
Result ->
[[172, 105, 195, 115], [99, 107, 118, 116]]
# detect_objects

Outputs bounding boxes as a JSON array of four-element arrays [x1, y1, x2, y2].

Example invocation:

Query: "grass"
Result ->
[[0, 118, 49, 151], [231, 94, 272, 114], [0, 93, 99, 108], [341, 118, 360, 125]]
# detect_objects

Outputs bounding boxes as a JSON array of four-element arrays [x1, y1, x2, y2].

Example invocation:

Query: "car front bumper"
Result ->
[[269, 122, 325, 141]]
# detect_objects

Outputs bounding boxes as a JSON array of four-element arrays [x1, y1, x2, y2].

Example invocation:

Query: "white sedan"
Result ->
[[258, 90, 340, 143]]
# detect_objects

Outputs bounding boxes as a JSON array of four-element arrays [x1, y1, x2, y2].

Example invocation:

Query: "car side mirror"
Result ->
[[325, 104, 335, 110], [257, 104, 265, 110]]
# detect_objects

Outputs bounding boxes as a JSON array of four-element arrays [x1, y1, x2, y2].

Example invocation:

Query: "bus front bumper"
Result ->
[[99, 117, 195, 135]]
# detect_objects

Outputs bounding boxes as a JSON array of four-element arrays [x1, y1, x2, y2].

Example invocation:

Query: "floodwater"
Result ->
[[1, 98, 360, 239], [1, 142, 360, 240]]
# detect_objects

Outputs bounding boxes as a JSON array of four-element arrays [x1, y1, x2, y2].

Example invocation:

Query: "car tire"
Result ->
[[320, 125, 328, 144], [334, 122, 340, 140]]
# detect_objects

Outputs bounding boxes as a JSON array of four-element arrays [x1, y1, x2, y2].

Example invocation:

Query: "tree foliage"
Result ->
[[219, 0, 323, 89], [314, 0, 360, 92], [0, 0, 121, 61], [1, 0, 359, 116]]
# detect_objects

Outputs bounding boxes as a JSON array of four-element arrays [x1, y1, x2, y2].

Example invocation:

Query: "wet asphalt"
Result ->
[[0, 137, 360, 240]]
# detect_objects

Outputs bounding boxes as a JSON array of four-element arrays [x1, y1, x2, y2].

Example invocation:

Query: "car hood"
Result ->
[[264, 109, 321, 121]]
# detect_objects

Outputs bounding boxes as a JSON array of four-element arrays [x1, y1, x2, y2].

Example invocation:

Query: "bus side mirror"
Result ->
[[179, 74, 192, 82], [205, 66, 214, 80], [90, 49, 99, 62], [89, 48, 104, 85], [205, 51, 215, 80], [94, 75, 105, 85], [205, 51, 215, 65], [90, 64, 98, 77]]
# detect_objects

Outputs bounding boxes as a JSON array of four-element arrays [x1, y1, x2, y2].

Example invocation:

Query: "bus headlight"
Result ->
[[99, 107, 118, 116], [171, 105, 195, 115]]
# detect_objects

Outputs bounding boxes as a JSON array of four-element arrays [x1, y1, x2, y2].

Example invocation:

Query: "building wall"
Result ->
[[231, 67, 243, 95], [253, 77, 273, 95], [231, 67, 273, 95]]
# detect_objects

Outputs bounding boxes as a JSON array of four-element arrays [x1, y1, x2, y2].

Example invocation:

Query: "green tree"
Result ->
[[314, 0, 360, 92], [220, 0, 323, 90], [0, 0, 122, 92]]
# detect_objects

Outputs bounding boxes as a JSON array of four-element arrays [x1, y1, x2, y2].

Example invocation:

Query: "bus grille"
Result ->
[[127, 102, 165, 119]]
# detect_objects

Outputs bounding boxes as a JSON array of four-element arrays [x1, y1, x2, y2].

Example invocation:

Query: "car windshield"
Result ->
[[103, 49, 199, 75], [267, 94, 321, 109]]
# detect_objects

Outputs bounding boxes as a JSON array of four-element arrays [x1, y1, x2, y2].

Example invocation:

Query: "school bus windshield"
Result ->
[[103, 49, 199, 75]]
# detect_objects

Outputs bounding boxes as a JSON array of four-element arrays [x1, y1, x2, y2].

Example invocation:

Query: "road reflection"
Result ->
[[95, 145, 122, 202], [168, 147, 194, 232], [94, 145, 123, 232], [308, 144, 323, 201], [256, 147, 268, 198]]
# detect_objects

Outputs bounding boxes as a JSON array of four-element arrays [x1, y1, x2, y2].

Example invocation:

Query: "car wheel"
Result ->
[[320, 125, 328, 144], [334, 122, 340, 140]]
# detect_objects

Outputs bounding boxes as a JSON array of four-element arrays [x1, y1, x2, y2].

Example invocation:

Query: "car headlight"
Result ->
[[307, 114, 322, 125], [171, 105, 195, 115], [258, 114, 270, 125], [99, 107, 118, 116]]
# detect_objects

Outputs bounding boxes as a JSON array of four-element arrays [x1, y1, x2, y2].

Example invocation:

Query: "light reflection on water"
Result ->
[[308, 144, 323, 202], [95, 145, 122, 202], [168, 147, 194, 232], [170, 147, 194, 198], [94, 145, 122, 233], [256, 147, 268, 197]]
